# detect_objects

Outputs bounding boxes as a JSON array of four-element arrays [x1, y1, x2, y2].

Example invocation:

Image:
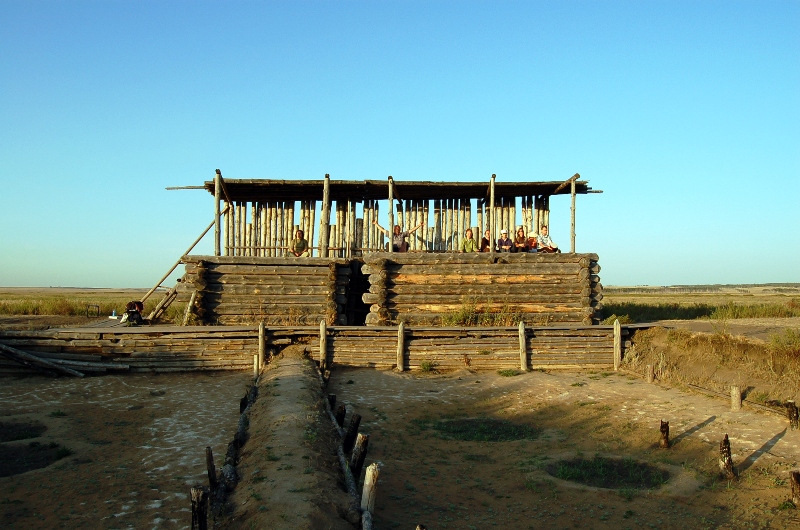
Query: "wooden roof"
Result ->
[[204, 178, 598, 202]]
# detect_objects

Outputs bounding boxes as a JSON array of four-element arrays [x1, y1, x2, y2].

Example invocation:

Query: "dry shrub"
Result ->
[[624, 327, 800, 402], [441, 297, 521, 327]]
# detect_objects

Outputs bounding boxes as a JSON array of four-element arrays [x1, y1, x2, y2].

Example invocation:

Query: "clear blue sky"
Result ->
[[1, 1, 798, 288]]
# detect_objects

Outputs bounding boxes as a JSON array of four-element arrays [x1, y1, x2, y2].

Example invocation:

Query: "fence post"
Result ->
[[319, 320, 328, 370], [258, 321, 265, 368], [613, 319, 622, 370], [396, 322, 405, 371], [518, 321, 527, 372]]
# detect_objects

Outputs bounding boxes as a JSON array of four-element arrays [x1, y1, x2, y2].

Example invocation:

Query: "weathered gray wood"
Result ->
[[731, 386, 742, 411], [396, 321, 405, 371], [489, 174, 495, 252], [613, 319, 622, 370], [570, 177, 576, 253], [388, 176, 394, 253], [361, 462, 381, 513], [190, 486, 208, 530], [646, 364, 655, 383], [518, 321, 527, 371], [258, 321, 265, 367], [719, 434, 737, 479], [319, 320, 328, 370], [182, 290, 198, 326], [343, 413, 361, 454], [0, 342, 85, 377], [205, 446, 218, 492], [214, 171, 221, 256], [349, 432, 369, 479]]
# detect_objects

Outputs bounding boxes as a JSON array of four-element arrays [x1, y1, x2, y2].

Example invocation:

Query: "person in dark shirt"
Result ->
[[287, 230, 310, 257], [497, 229, 513, 252], [480, 229, 493, 252]]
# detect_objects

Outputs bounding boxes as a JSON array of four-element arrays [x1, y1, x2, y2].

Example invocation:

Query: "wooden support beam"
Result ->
[[388, 176, 394, 253], [489, 174, 496, 254], [319, 320, 328, 370], [570, 178, 576, 253], [553, 172, 580, 194], [214, 170, 221, 256], [613, 319, 622, 370], [258, 321, 265, 367], [518, 321, 527, 372], [0, 342, 85, 377], [396, 321, 405, 371]]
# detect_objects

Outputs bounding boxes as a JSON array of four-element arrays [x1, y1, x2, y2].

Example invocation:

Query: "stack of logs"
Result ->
[[181, 256, 351, 325], [361, 252, 602, 326]]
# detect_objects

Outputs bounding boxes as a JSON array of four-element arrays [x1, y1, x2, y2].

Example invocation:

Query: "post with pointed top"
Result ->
[[319, 320, 328, 371], [518, 321, 527, 372], [613, 319, 622, 370], [396, 321, 405, 371], [570, 177, 576, 253], [214, 169, 222, 256], [388, 176, 394, 253], [489, 174, 496, 254], [320, 174, 331, 257]]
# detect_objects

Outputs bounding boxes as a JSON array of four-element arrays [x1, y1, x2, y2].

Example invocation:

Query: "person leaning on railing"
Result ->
[[459, 228, 480, 252], [373, 220, 423, 252]]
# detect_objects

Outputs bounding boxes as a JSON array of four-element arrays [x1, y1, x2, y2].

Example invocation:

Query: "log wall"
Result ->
[[180, 256, 351, 326], [361, 252, 603, 326], [0, 324, 630, 376]]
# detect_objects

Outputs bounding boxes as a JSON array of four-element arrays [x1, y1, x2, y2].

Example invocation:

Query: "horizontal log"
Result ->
[[200, 284, 332, 295], [388, 263, 585, 276], [187, 264, 332, 276], [201, 274, 332, 286], [183, 255, 349, 266], [390, 273, 585, 284], [387, 294, 585, 305], [205, 299, 334, 310], [383, 284, 591, 296], [389, 302, 590, 312], [364, 252, 598, 265]]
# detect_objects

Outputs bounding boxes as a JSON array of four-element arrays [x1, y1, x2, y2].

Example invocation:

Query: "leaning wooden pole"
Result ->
[[0, 342, 85, 377]]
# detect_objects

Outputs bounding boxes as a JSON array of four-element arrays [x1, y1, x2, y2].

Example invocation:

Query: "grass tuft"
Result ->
[[497, 369, 521, 377], [546, 455, 669, 489]]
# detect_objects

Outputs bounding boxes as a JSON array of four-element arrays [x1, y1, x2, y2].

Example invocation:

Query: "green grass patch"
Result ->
[[427, 418, 539, 442], [497, 369, 521, 377], [441, 298, 522, 327], [546, 455, 669, 489], [419, 360, 437, 373]]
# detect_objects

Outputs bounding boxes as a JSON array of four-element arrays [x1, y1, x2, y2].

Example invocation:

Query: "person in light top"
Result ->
[[459, 228, 480, 253], [537, 225, 560, 253], [373, 220, 424, 252]]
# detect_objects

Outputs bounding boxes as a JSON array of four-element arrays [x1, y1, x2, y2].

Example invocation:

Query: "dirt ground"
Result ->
[[328, 366, 800, 530], [0, 372, 250, 529]]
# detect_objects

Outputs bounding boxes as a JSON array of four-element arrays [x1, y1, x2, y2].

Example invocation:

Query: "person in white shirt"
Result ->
[[537, 225, 560, 253]]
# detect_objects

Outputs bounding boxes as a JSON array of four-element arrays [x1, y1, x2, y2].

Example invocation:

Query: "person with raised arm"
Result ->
[[373, 220, 424, 252]]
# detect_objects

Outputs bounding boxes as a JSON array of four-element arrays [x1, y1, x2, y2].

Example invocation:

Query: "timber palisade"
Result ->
[[0, 171, 628, 375]]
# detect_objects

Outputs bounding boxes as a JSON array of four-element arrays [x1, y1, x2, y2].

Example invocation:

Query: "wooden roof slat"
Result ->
[[203, 178, 596, 202]]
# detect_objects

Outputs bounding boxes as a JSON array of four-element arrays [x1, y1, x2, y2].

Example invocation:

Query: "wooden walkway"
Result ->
[[0, 324, 633, 376]]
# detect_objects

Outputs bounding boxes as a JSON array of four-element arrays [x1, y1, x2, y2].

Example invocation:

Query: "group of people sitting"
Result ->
[[284, 223, 559, 256], [469, 225, 559, 253]]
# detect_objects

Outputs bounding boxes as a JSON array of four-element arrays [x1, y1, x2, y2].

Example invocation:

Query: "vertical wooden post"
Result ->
[[613, 319, 622, 370], [190, 486, 208, 530], [388, 176, 394, 253], [319, 320, 327, 370], [509, 197, 516, 236], [213, 170, 221, 256], [646, 364, 655, 383], [205, 446, 218, 492], [518, 321, 527, 372], [659, 420, 670, 448], [361, 462, 381, 513], [731, 386, 742, 411], [489, 174, 496, 254], [343, 413, 362, 453], [476, 199, 483, 239], [719, 434, 737, 479], [321, 176, 331, 256], [396, 321, 405, 371], [791, 471, 800, 505], [787, 400, 799, 430], [349, 433, 370, 479], [182, 290, 197, 326], [258, 321, 265, 368], [253, 355, 258, 378], [570, 178, 577, 253]]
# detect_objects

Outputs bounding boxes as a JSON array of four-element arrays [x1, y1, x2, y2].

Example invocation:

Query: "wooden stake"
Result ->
[[182, 290, 197, 326], [343, 413, 362, 454], [518, 321, 527, 372], [258, 321, 265, 367], [731, 386, 742, 412], [349, 432, 370, 479], [613, 319, 622, 370], [659, 420, 670, 448], [205, 446, 218, 492], [319, 320, 328, 370], [396, 321, 405, 371], [787, 400, 799, 430], [328, 394, 336, 410], [719, 434, 737, 479], [190, 486, 208, 530], [646, 364, 655, 383], [335, 404, 347, 427], [791, 470, 800, 505], [361, 462, 381, 513], [253, 354, 258, 378]]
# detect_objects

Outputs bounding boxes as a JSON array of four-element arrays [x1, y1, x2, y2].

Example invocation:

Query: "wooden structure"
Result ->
[[0, 323, 631, 376], [361, 252, 602, 326], [203, 171, 600, 257]]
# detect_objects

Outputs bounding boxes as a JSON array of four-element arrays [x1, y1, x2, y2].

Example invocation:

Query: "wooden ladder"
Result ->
[[146, 284, 179, 321]]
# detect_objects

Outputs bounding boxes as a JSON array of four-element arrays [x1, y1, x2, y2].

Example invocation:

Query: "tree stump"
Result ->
[[659, 420, 670, 449], [361, 462, 381, 513], [343, 413, 362, 454], [646, 364, 655, 384], [335, 404, 347, 427], [349, 433, 370, 479], [791, 471, 800, 506], [719, 434, 737, 479], [786, 401, 799, 431], [730, 386, 742, 412], [190, 485, 208, 530]]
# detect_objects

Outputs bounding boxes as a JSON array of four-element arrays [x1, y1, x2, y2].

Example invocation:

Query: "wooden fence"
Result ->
[[0, 323, 627, 376]]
